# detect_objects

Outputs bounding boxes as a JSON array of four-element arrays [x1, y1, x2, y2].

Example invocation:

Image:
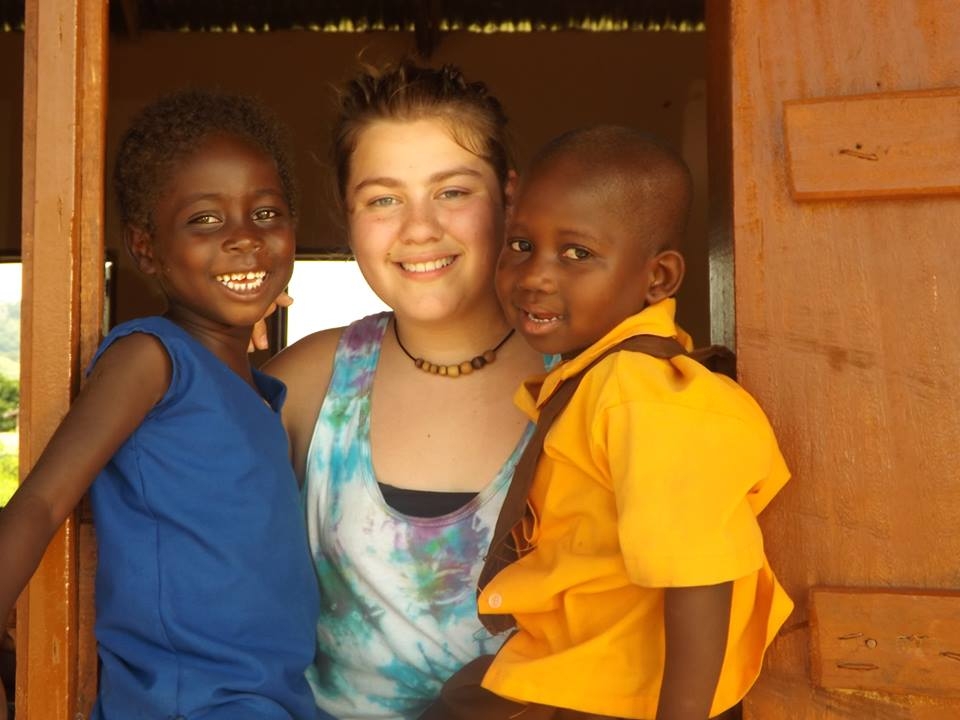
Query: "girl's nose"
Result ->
[[223, 218, 264, 252], [400, 199, 441, 244]]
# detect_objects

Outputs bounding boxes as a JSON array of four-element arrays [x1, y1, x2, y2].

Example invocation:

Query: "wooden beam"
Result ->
[[76, 0, 108, 713], [18, 0, 107, 718], [119, 0, 140, 37], [784, 87, 960, 200], [810, 587, 960, 699], [414, 0, 442, 59], [704, 0, 735, 349]]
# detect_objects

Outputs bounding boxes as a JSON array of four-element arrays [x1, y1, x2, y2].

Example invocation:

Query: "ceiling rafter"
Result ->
[[1, 1, 705, 41]]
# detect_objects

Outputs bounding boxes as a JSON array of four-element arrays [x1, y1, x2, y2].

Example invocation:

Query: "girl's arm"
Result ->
[[262, 327, 341, 482], [656, 581, 734, 720], [0, 334, 170, 652]]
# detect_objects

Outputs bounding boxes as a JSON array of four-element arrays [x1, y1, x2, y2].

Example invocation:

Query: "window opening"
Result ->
[[282, 256, 389, 348], [0, 259, 20, 507]]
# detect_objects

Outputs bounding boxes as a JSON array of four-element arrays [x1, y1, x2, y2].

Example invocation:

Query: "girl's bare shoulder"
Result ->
[[261, 327, 344, 439], [263, 327, 343, 386]]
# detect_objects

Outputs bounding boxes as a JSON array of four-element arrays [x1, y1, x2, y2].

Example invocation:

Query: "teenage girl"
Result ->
[[263, 62, 547, 720], [0, 90, 329, 720]]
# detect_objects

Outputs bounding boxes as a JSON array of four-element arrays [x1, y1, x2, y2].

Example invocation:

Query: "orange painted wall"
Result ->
[[720, 2, 960, 717]]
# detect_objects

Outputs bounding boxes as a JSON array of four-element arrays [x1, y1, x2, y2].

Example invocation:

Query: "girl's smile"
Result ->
[[214, 269, 269, 293], [130, 133, 296, 340], [396, 254, 457, 275]]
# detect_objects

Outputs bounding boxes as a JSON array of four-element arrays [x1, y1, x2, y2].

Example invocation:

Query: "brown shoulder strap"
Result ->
[[478, 334, 688, 633], [689, 344, 737, 379]]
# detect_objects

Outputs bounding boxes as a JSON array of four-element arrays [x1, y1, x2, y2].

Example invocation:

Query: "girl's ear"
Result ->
[[125, 225, 158, 275], [644, 250, 685, 305]]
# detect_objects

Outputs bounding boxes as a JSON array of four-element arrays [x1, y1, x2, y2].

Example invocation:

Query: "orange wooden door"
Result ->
[[705, 1, 960, 717], [17, 0, 106, 717]]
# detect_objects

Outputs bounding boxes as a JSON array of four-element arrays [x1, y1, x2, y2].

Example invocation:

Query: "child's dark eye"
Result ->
[[561, 246, 592, 260], [253, 208, 281, 221], [507, 238, 532, 253], [188, 214, 220, 225]]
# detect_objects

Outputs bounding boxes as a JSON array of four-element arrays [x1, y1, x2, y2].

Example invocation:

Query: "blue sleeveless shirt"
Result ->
[[88, 317, 326, 720]]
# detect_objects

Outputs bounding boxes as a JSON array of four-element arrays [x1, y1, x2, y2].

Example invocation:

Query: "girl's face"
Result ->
[[130, 133, 295, 335], [345, 118, 506, 324]]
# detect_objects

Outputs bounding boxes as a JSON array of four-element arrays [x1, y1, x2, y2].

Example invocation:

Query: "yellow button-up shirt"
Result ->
[[480, 299, 793, 718]]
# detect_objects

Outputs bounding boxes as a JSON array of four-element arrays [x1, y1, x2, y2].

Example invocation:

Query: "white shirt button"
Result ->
[[488, 592, 503, 609]]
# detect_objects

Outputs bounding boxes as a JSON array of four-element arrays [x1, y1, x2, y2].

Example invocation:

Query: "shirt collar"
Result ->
[[514, 298, 691, 418]]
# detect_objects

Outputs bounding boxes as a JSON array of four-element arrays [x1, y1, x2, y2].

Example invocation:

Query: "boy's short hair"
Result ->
[[527, 125, 694, 250], [114, 88, 298, 231]]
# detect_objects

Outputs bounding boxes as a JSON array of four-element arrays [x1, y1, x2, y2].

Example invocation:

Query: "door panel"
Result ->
[[706, 1, 960, 717]]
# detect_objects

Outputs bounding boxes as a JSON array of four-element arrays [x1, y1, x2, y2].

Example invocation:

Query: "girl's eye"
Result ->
[[562, 246, 592, 260], [188, 214, 220, 225], [438, 188, 468, 200], [253, 208, 280, 221], [369, 196, 399, 208], [508, 238, 532, 253]]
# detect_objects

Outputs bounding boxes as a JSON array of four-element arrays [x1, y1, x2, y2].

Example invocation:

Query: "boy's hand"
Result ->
[[248, 292, 293, 352]]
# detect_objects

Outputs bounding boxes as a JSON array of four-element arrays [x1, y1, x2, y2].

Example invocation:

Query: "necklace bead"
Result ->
[[394, 319, 514, 379]]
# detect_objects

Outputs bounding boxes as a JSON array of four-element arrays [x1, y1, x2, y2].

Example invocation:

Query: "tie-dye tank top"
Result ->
[[304, 312, 533, 720]]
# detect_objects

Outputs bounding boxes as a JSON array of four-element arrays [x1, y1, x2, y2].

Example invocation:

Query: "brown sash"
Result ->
[[478, 334, 696, 634]]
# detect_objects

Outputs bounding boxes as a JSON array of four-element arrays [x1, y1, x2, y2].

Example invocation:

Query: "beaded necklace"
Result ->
[[393, 320, 515, 378]]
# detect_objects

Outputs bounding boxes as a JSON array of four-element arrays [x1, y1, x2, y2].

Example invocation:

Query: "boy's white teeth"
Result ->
[[526, 311, 562, 323], [401, 256, 454, 273], [216, 270, 266, 292]]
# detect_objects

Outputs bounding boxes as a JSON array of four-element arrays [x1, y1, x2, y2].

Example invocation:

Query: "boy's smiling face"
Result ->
[[496, 155, 682, 359]]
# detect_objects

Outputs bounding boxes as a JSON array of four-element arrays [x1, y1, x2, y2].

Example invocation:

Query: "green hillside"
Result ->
[[0, 357, 17, 381], [0, 432, 16, 506], [0, 301, 18, 379]]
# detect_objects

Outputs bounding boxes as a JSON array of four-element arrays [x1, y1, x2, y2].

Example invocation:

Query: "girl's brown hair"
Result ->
[[332, 60, 512, 208]]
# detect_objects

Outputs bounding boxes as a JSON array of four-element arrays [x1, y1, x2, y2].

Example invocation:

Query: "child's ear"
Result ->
[[124, 225, 158, 276], [645, 250, 685, 305]]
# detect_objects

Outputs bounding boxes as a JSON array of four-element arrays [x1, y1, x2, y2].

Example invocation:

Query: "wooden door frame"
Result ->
[[17, 0, 106, 717], [13, 4, 746, 717], [710, 1, 960, 717], [704, 0, 735, 350]]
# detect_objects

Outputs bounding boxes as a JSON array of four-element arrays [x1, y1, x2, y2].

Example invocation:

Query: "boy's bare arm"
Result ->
[[0, 334, 170, 654], [657, 581, 734, 720]]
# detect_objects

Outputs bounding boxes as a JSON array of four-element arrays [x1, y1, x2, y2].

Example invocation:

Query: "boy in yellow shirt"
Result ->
[[421, 126, 793, 720]]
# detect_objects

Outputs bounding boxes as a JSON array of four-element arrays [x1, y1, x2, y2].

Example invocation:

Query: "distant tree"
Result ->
[[0, 375, 17, 432], [0, 302, 19, 363]]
